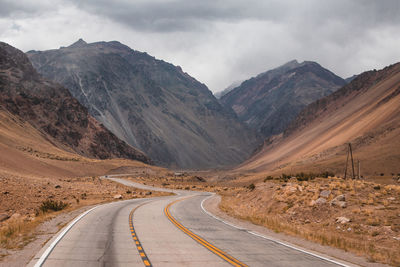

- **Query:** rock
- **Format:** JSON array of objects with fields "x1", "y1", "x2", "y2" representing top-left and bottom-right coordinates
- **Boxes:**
[
  {"x1": 315, "y1": 197, "x2": 327, "y2": 205},
  {"x1": 319, "y1": 190, "x2": 331, "y2": 198},
  {"x1": 10, "y1": 213, "x2": 21, "y2": 220},
  {"x1": 113, "y1": 194, "x2": 123, "y2": 199},
  {"x1": 335, "y1": 194, "x2": 345, "y2": 201},
  {"x1": 0, "y1": 213, "x2": 10, "y2": 222},
  {"x1": 145, "y1": 192, "x2": 152, "y2": 195},
  {"x1": 331, "y1": 194, "x2": 347, "y2": 208},
  {"x1": 388, "y1": 197, "x2": 396, "y2": 201},
  {"x1": 347, "y1": 227, "x2": 352, "y2": 231},
  {"x1": 336, "y1": 216, "x2": 351, "y2": 224},
  {"x1": 284, "y1": 185, "x2": 297, "y2": 194},
  {"x1": 55, "y1": 185, "x2": 61, "y2": 189}
]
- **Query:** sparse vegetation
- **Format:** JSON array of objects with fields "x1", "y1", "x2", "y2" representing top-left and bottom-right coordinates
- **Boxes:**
[
  {"x1": 220, "y1": 177, "x2": 400, "y2": 266},
  {"x1": 38, "y1": 200, "x2": 69, "y2": 213},
  {"x1": 263, "y1": 176, "x2": 274, "y2": 182},
  {"x1": 247, "y1": 183, "x2": 255, "y2": 191}
]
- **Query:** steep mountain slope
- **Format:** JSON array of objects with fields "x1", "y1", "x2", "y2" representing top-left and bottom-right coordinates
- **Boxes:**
[
  {"x1": 220, "y1": 60, "x2": 346, "y2": 138},
  {"x1": 238, "y1": 62, "x2": 400, "y2": 178},
  {"x1": 27, "y1": 40, "x2": 258, "y2": 169},
  {"x1": 0, "y1": 42, "x2": 150, "y2": 163}
]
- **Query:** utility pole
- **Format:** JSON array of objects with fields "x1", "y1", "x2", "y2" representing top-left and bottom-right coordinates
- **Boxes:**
[
  {"x1": 349, "y1": 143, "x2": 355, "y2": 179},
  {"x1": 344, "y1": 143, "x2": 356, "y2": 179}
]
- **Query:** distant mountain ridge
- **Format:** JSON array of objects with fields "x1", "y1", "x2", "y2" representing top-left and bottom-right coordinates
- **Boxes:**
[
  {"x1": 237, "y1": 62, "x2": 400, "y2": 177},
  {"x1": 0, "y1": 42, "x2": 150, "y2": 163},
  {"x1": 27, "y1": 40, "x2": 259, "y2": 169},
  {"x1": 220, "y1": 60, "x2": 346, "y2": 138}
]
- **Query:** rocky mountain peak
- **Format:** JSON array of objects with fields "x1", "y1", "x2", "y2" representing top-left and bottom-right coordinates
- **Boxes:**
[
  {"x1": 220, "y1": 60, "x2": 346, "y2": 138},
  {"x1": 68, "y1": 38, "x2": 87, "y2": 48}
]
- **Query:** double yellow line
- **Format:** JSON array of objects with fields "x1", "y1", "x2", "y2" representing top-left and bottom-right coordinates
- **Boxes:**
[{"x1": 164, "y1": 198, "x2": 248, "y2": 267}]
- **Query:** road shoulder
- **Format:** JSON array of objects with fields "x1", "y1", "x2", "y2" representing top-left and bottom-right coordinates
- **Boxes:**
[{"x1": 203, "y1": 194, "x2": 388, "y2": 267}]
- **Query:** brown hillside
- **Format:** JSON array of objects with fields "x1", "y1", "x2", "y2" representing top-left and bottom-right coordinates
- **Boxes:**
[{"x1": 237, "y1": 62, "x2": 400, "y2": 180}]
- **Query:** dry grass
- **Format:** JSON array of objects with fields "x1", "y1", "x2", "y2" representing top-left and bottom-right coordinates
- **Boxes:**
[
  {"x1": 0, "y1": 211, "x2": 52, "y2": 249},
  {"x1": 219, "y1": 177, "x2": 400, "y2": 266}
]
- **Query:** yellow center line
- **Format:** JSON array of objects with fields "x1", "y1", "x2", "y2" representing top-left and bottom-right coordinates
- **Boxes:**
[
  {"x1": 165, "y1": 198, "x2": 248, "y2": 267},
  {"x1": 129, "y1": 203, "x2": 153, "y2": 267}
]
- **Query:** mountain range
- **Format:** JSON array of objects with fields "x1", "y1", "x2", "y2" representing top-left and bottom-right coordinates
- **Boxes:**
[
  {"x1": 220, "y1": 60, "x2": 346, "y2": 138},
  {"x1": 27, "y1": 39, "x2": 259, "y2": 169}
]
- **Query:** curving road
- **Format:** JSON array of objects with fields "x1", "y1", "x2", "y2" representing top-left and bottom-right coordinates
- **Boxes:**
[{"x1": 28, "y1": 176, "x2": 354, "y2": 267}]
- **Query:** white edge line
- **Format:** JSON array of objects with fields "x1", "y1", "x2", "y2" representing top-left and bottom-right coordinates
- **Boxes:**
[
  {"x1": 34, "y1": 206, "x2": 98, "y2": 267},
  {"x1": 200, "y1": 194, "x2": 354, "y2": 267}
]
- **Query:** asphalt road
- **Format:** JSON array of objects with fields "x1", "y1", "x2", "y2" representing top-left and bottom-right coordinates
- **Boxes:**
[{"x1": 28, "y1": 177, "x2": 353, "y2": 267}]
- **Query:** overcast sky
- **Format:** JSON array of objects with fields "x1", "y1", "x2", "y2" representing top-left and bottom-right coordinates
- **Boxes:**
[{"x1": 1, "y1": 0, "x2": 400, "y2": 93}]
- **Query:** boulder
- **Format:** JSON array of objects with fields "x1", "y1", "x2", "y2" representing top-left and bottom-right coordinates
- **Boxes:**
[
  {"x1": 335, "y1": 194, "x2": 345, "y2": 201},
  {"x1": 336, "y1": 216, "x2": 351, "y2": 224},
  {"x1": 338, "y1": 201, "x2": 347, "y2": 208},
  {"x1": 284, "y1": 185, "x2": 297, "y2": 194},
  {"x1": 113, "y1": 194, "x2": 123, "y2": 199},
  {"x1": 315, "y1": 197, "x2": 327, "y2": 205},
  {"x1": 10, "y1": 213, "x2": 21, "y2": 220},
  {"x1": 319, "y1": 190, "x2": 331, "y2": 198}
]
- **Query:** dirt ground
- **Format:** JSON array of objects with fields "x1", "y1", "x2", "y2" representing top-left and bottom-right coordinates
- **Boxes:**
[{"x1": 219, "y1": 177, "x2": 400, "y2": 266}]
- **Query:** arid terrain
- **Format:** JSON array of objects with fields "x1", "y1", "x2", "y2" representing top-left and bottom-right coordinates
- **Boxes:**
[{"x1": 219, "y1": 176, "x2": 400, "y2": 266}]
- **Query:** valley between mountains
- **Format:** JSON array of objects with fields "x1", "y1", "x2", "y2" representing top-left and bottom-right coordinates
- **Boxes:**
[{"x1": 0, "y1": 40, "x2": 399, "y2": 266}]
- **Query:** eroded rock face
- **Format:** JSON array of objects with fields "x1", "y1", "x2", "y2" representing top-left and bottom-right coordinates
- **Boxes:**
[
  {"x1": 220, "y1": 60, "x2": 345, "y2": 138},
  {"x1": 0, "y1": 42, "x2": 150, "y2": 163},
  {"x1": 27, "y1": 40, "x2": 259, "y2": 169}
]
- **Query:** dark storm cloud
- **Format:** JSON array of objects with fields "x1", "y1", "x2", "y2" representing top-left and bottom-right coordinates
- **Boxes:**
[
  {"x1": 70, "y1": 0, "x2": 400, "y2": 33},
  {"x1": 70, "y1": 0, "x2": 286, "y2": 32}
]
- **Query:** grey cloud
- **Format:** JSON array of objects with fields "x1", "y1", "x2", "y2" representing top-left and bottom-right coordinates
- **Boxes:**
[
  {"x1": 1, "y1": 0, "x2": 400, "y2": 92},
  {"x1": 69, "y1": 0, "x2": 400, "y2": 33},
  {"x1": 0, "y1": 0, "x2": 56, "y2": 18},
  {"x1": 70, "y1": 0, "x2": 286, "y2": 32}
]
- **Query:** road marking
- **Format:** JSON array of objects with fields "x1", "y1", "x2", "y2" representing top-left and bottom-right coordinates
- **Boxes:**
[
  {"x1": 165, "y1": 198, "x2": 248, "y2": 267},
  {"x1": 33, "y1": 206, "x2": 98, "y2": 267},
  {"x1": 200, "y1": 195, "x2": 353, "y2": 267},
  {"x1": 129, "y1": 205, "x2": 153, "y2": 267}
]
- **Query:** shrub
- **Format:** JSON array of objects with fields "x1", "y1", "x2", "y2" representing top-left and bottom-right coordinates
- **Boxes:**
[
  {"x1": 264, "y1": 176, "x2": 274, "y2": 182},
  {"x1": 320, "y1": 171, "x2": 335, "y2": 178},
  {"x1": 39, "y1": 200, "x2": 68, "y2": 213},
  {"x1": 248, "y1": 183, "x2": 256, "y2": 191}
]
